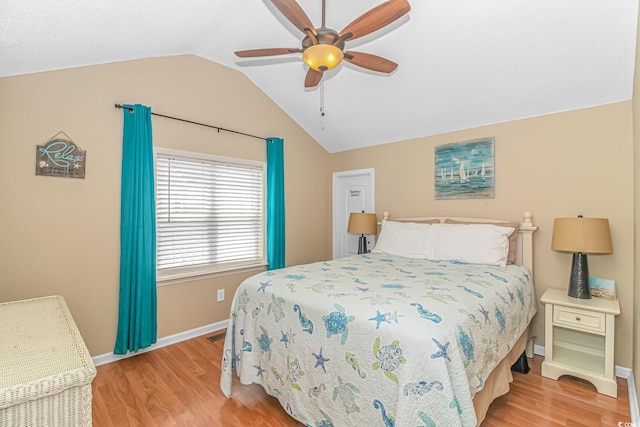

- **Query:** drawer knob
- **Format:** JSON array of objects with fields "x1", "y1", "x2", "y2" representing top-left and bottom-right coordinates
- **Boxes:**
[{"x1": 576, "y1": 316, "x2": 581, "y2": 321}]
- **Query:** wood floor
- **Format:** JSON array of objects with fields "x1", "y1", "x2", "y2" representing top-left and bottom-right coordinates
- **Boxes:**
[{"x1": 92, "y1": 333, "x2": 631, "y2": 426}]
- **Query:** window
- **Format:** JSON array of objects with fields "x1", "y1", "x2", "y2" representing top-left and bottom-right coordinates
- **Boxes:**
[{"x1": 155, "y1": 148, "x2": 266, "y2": 281}]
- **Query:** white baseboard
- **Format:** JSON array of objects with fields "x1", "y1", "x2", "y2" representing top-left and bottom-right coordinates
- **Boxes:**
[
  {"x1": 628, "y1": 371, "x2": 640, "y2": 423},
  {"x1": 533, "y1": 343, "x2": 545, "y2": 357},
  {"x1": 533, "y1": 343, "x2": 638, "y2": 421},
  {"x1": 92, "y1": 319, "x2": 229, "y2": 367}
]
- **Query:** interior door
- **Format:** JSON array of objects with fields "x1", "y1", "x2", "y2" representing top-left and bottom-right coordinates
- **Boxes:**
[{"x1": 332, "y1": 168, "x2": 375, "y2": 259}]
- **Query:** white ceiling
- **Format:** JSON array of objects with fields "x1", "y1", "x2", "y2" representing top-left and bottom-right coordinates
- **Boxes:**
[{"x1": 1, "y1": 0, "x2": 638, "y2": 153}]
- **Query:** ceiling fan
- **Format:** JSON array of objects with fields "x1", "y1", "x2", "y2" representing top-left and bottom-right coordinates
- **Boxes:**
[{"x1": 235, "y1": 0, "x2": 411, "y2": 88}]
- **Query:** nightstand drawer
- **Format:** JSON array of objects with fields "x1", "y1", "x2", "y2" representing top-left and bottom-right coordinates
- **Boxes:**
[{"x1": 553, "y1": 305, "x2": 605, "y2": 333}]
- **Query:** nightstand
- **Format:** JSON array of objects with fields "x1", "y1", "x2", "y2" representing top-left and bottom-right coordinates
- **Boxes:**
[{"x1": 541, "y1": 288, "x2": 620, "y2": 397}]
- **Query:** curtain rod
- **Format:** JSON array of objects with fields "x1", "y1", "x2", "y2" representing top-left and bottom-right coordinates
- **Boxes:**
[{"x1": 114, "y1": 104, "x2": 267, "y2": 141}]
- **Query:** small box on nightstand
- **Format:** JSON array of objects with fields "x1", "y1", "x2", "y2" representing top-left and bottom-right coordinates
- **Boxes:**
[{"x1": 589, "y1": 277, "x2": 616, "y2": 301}]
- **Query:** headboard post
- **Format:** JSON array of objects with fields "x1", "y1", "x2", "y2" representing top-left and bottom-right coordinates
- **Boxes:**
[{"x1": 519, "y1": 211, "x2": 538, "y2": 279}]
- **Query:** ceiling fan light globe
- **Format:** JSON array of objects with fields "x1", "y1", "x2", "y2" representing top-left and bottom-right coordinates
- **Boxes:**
[{"x1": 302, "y1": 44, "x2": 344, "y2": 71}]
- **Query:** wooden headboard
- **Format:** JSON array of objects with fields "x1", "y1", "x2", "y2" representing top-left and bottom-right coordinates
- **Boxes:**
[{"x1": 381, "y1": 211, "x2": 538, "y2": 278}]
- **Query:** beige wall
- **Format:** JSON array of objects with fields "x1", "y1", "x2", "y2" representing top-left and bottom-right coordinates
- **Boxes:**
[
  {"x1": 0, "y1": 55, "x2": 332, "y2": 356},
  {"x1": 331, "y1": 102, "x2": 635, "y2": 368}
]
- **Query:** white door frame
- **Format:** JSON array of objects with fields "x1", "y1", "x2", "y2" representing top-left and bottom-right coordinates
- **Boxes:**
[{"x1": 332, "y1": 168, "x2": 375, "y2": 259}]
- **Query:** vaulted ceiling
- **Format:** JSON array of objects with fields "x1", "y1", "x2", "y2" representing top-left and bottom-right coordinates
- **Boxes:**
[{"x1": 2, "y1": 0, "x2": 637, "y2": 153}]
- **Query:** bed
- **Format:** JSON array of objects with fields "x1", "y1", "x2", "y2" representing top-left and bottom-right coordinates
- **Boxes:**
[{"x1": 221, "y1": 212, "x2": 538, "y2": 426}]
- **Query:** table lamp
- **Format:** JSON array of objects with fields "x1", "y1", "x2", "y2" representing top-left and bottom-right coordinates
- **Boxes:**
[
  {"x1": 347, "y1": 212, "x2": 377, "y2": 254},
  {"x1": 551, "y1": 216, "x2": 613, "y2": 299}
]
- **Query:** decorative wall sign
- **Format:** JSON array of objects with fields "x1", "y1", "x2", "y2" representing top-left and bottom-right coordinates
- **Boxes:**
[
  {"x1": 35, "y1": 131, "x2": 86, "y2": 179},
  {"x1": 435, "y1": 137, "x2": 495, "y2": 199}
]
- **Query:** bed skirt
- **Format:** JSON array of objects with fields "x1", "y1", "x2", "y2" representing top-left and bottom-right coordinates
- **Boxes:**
[{"x1": 473, "y1": 322, "x2": 534, "y2": 425}]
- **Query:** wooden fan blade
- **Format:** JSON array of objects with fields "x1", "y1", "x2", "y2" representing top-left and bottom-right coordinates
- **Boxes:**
[
  {"x1": 339, "y1": 0, "x2": 411, "y2": 41},
  {"x1": 272, "y1": 0, "x2": 316, "y2": 35},
  {"x1": 235, "y1": 48, "x2": 299, "y2": 58},
  {"x1": 344, "y1": 51, "x2": 398, "y2": 73},
  {"x1": 305, "y1": 68, "x2": 323, "y2": 88}
]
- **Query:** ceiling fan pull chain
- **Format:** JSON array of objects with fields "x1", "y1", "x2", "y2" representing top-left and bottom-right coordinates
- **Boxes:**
[{"x1": 320, "y1": 74, "x2": 325, "y2": 117}]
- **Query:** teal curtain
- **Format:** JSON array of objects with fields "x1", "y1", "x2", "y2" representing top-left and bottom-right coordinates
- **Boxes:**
[
  {"x1": 266, "y1": 137, "x2": 285, "y2": 270},
  {"x1": 114, "y1": 104, "x2": 157, "y2": 354}
]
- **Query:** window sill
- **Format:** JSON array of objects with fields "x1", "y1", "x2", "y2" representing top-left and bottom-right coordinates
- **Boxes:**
[{"x1": 157, "y1": 263, "x2": 267, "y2": 287}]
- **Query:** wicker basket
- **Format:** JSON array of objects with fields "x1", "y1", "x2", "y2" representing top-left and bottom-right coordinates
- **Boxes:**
[{"x1": 0, "y1": 295, "x2": 96, "y2": 426}]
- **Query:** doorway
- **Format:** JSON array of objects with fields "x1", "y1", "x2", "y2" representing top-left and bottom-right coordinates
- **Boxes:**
[{"x1": 332, "y1": 168, "x2": 375, "y2": 259}]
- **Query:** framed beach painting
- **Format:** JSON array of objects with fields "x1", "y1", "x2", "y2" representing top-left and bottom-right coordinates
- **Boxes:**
[{"x1": 435, "y1": 137, "x2": 495, "y2": 199}]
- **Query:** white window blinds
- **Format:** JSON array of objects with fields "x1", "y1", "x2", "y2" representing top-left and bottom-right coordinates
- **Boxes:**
[{"x1": 155, "y1": 150, "x2": 265, "y2": 280}]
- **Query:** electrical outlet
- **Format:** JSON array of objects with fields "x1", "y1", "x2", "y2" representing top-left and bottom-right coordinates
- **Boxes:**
[{"x1": 217, "y1": 289, "x2": 225, "y2": 302}]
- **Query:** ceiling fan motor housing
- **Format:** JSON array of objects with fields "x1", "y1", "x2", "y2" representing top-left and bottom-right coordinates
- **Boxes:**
[{"x1": 301, "y1": 28, "x2": 345, "y2": 50}]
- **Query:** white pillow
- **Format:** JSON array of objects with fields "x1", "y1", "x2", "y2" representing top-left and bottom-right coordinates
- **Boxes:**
[
  {"x1": 428, "y1": 223, "x2": 514, "y2": 267},
  {"x1": 371, "y1": 220, "x2": 433, "y2": 259}
]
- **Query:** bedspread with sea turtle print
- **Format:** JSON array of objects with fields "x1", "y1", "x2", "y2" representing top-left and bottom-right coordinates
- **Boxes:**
[{"x1": 220, "y1": 253, "x2": 536, "y2": 427}]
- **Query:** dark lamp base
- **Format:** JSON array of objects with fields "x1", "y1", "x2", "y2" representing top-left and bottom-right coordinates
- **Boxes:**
[
  {"x1": 568, "y1": 252, "x2": 591, "y2": 299},
  {"x1": 357, "y1": 234, "x2": 368, "y2": 254}
]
